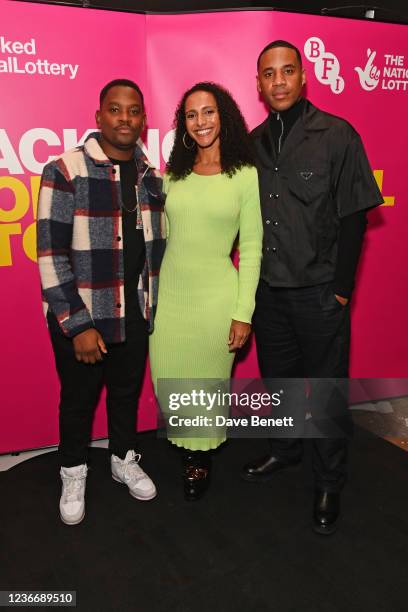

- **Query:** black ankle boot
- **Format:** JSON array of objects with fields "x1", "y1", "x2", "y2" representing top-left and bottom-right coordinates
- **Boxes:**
[
  {"x1": 313, "y1": 490, "x2": 340, "y2": 535},
  {"x1": 182, "y1": 450, "x2": 211, "y2": 501}
]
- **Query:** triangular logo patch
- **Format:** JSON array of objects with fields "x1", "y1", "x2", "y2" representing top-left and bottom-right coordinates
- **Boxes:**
[{"x1": 300, "y1": 171, "x2": 313, "y2": 181}]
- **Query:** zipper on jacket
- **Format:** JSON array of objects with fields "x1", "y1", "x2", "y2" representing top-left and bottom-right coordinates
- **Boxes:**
[
  {"x1": 135, "y1": 164, "x2": 150, "y2": 206},
  {"x1": 276, "y1": 112, "x2": 284, "y2": 154}
]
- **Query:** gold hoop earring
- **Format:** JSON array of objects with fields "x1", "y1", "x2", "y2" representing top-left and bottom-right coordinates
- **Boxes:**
[{"x1": 182, "y1": 132, "x2": 196, "y2": 150}]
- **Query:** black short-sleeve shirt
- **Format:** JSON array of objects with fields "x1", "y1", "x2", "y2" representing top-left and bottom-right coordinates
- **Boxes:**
[{"x1": 251, "y1": 100, "x2": 384, "y2": 288}]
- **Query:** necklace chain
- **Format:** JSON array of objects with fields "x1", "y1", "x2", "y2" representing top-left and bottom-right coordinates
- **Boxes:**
[
  {"x1": 113, "y1": 162, "x2": 148, "y2": 216},
  {"x1": 121, "y1": 185, "x2": 139, "y2": 213}
]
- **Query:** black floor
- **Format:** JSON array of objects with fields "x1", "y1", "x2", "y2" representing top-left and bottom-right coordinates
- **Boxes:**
[{"x1": 0, "y1": 434, "x2": 407, "y2": 612}]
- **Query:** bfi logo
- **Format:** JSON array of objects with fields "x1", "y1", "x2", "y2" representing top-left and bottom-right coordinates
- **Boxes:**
[{"x1": 304, "y1": 37, "x2": 345, "y2": 94}]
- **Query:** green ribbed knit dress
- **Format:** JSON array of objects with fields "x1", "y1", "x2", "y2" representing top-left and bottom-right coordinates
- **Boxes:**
[{"x1": 149, "y1": 166, "x2": 263, "y2": 451}]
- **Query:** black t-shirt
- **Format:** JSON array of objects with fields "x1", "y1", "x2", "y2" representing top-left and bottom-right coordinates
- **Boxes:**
[{"x1": 109, "y1": 157, "x2": 146, "y2": 323}]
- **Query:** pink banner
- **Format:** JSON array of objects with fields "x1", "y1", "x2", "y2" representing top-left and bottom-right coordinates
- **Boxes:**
[
  {"x1": 0, "y1": 0, "x2": 150, "y2": 452},
  {"x1": 1, "y1": 0, "x2": 407, "y2": 453}
]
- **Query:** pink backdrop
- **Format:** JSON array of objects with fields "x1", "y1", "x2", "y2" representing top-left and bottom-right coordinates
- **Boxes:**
[{"x1": 1, "y1": 0, "x2": 407, "y2": 452}]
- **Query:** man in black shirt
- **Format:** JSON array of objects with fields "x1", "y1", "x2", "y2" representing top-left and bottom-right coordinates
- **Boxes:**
[{"x1": 241, "y1": 41, "x2": 383, "y2": 534}]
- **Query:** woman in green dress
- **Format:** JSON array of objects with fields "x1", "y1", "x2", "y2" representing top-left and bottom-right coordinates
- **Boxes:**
[{"x1": 149, "y1": 82, "x2": 263, "y2": 500}]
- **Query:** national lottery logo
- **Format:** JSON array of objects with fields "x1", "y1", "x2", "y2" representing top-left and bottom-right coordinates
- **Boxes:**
[
  {"x1": 354, "y1": 48, "x2": 408, "y2": 92},
  {"x1": 0, "y1": 36, "x2": 79, "y2": 80},
  {"x1": 354, "y1": 49, "x2": 380, "y2": 91},
  {"x1": 304, "y1": 37, "x2": 345, "y2": 94}
]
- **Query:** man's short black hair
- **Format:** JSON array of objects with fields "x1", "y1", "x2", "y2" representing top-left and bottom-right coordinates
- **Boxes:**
[
  {"x1": 257, "y1": 40, "x2": 302, "y2": 70},
  {"x1": 99, "y1": 79, "x2": 144, "y2": 108}
]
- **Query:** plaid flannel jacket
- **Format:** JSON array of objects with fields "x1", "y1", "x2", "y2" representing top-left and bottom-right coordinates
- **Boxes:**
[{"x1": 37, "y1": 132, "x2": 166, "y2": 343}]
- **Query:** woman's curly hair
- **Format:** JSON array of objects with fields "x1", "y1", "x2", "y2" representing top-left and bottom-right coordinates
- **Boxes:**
[{"x1": 166, "y1": 81, "x2": 255, "y2": 180}]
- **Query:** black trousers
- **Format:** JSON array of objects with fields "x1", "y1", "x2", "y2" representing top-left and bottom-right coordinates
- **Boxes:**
[
  {"x1": 253, "y1": 280, "x2": 352, "y2": 493},
  {"x1": 47, "y1": 311, "x2": 148, "y2": 468}
]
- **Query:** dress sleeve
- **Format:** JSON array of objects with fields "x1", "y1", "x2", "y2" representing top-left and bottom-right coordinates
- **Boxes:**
[
  {"x1": 334, "y1": 130, "x2": 384, "y2": 218},
  {"x1": 232, "y1": 166, "x2": 263, "y2": 323},
  {"x1": 162, "y1": 173, "x2": 170, "y2": 195},
  {"x1": 163, "y1": 173, "x2": 170, "y2": 239}
]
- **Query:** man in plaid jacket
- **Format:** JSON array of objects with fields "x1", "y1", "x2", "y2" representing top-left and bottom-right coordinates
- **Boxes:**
[{"x1": 37, "y1": 79, "x2": 166, "y2": 525}]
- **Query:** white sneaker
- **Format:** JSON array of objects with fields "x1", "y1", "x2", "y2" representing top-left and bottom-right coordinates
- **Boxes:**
[
  {"x1": 111, "y1": 450, "x2": 157, "y2": 501},
  {"x1": 59, "y1": 464, "x2": 87, "y2": 525}
]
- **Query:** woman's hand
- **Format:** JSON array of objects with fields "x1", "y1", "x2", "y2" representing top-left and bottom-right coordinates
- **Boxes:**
[{"x1": 228, "y1": 319, "x2": 251, "y2": 352}]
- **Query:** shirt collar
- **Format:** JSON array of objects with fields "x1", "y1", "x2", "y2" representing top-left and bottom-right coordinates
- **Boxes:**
[
  {"x1": 268, "y1": 97, "x2": 306, "y2": 125},
  {"x1": 301, "y1": 100, "x2": 331, "y2": 131},
  {"x1": 83, "y1": 131, "x2": 154, "y2": 169}
]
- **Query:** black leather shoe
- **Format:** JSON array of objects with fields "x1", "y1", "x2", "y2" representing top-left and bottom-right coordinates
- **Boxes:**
[
  {"x1": 182, "y1": 451, "x2": 211, "y2": 501},
  {"x1": 313, "y1": 490, "x2": 340, "y2": 535},
  {"x1": 241, "y1": 454, "x2": 301, "y2": 483},
  {"x1": 184, "y1": 464, "x2": 210, "y2": 501}
]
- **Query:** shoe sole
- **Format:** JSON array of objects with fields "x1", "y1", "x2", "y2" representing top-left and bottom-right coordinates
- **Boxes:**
[
  {"x1": 240, "y1": 461, "x2": 301, "y2": 483},
  {"x1": 184, "y1": 494, "x2": 204, "y2": 502},
  {"x1": 184, "y1": 483, "x2": 209, "y2": 502},
  {"x1": 312, "y1": 522, "x2": 338, "y2": 536},
  {"x1": 112, "y1": 474, "x2": 157, "y2": 501},
  {"x1": 60, "y1": 510, "x2": 85, "y2": 526}
]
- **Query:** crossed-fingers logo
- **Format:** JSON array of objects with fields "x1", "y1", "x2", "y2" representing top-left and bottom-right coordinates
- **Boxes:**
[{"x1": 354, "y1": 49, "x2": 381, "y2": 91}]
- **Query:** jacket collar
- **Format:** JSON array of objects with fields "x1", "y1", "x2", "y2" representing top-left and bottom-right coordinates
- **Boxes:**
[
  {"x1": 301, "y1": 100, "x2": 331, "y2": 132},
  {"x1": 83, "y1": 131, "x2": 154, "y2": 169},
  {"x1": 255, "y1": 99, "x2": 330, "y2": 139},
  {"x1": 254, "y1": 99, "x2": 330, "y2": 167}
]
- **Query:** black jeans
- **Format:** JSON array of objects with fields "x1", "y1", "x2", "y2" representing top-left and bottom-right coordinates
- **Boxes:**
[
  {"x1": 253, "y1": 280, "x2": 352, "y2": 493},
  {"x1": 47, "y1": 311, "x2": 148, "y2": 468}
]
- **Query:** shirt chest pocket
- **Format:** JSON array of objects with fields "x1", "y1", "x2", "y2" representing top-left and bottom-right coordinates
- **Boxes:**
[{"x1": 287, "y1": 166, "x2": 330, "y2": 205}]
